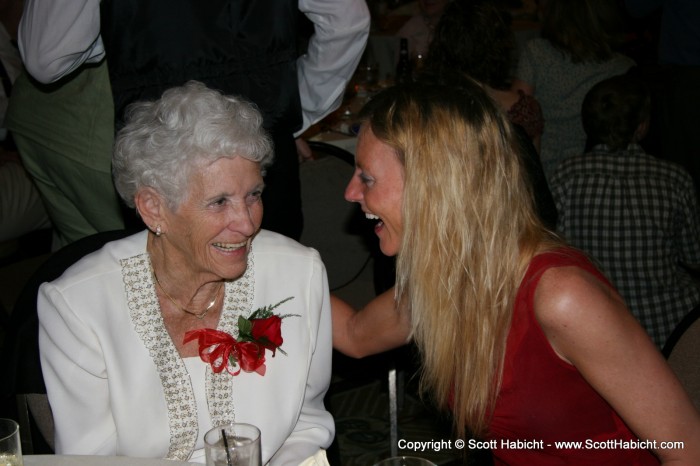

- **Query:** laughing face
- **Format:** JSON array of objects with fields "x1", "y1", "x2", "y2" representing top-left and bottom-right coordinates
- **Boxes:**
[
  {"x1": 345, "y1": 125, "x2": 405, "y2": 257},
  {"x1": 159, "y1": 156, "x2": 264, "y2": 281}
]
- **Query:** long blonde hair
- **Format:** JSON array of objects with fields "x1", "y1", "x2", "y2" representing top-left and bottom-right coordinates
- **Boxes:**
[{"x1": 360, "y1": 79, "x2": 558, "y2": 438}]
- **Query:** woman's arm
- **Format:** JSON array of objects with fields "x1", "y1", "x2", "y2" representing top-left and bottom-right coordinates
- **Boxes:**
[
  {"x1": 296, "y1": 0, "x2": 370, "y2": 135},
  {"x1": 38, "y1": 282, "x2": 117, "y2": 455},
  {"x1": 331, "y1": 286, "x2": 411, "y2": 358},
  {"x1": 536, "y1": 266, "x2": 700, "y2": 464}
]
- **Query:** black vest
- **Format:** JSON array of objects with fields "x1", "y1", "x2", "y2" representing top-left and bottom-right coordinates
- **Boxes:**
[{"x1": 99, "y1": 0, "x2": 302, "y2": 134}]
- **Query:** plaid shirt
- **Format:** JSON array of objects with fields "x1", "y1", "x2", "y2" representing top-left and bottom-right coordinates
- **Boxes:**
[{"x1": 551, "y1": 144, "x2": 700, "y2": 348}]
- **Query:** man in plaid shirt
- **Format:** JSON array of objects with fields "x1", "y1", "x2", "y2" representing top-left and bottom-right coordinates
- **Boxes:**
[{"x1": 551, "y1": 73, "x2": 700, "y2": 349}]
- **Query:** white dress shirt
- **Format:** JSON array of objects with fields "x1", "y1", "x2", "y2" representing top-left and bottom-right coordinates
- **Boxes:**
[{"x1": 18, "y1": 0, "x2": 370, "y2": 135}]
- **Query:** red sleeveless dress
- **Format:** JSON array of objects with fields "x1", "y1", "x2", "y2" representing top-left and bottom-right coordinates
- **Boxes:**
[{"x1": 486, "y1": 248, "x2": 659, "y2": 465}]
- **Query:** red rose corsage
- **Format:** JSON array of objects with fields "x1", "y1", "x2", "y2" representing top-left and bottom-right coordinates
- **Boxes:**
[{"x1": 183, "y1": 297, "x2": 297, "y2": 376}]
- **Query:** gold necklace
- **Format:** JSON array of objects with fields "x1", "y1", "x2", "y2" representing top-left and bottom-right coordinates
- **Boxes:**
[{"x1": 152, "y1": 270, "x2": 223, "y2": 320}]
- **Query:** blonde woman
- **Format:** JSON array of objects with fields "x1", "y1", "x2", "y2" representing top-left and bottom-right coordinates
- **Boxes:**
[{"x1": 331, "y1": 79, "x2": 700, "y2": 465}]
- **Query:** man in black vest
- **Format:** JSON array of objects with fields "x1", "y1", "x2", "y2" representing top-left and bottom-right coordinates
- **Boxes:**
[{"x1": 19, "y1": 0, "x2": 370, "y2": 240}]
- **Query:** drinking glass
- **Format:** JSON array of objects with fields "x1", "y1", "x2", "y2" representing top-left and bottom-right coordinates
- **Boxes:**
[
  {"x1": 205, "y1": 423, "x2": 261, "y2": 466},
  {"x1": 0, "y1": 419, "x2": 22, "y2": 466},
  {"x1": 372, "y1": 456, "x2": 436, "y2": 466}
]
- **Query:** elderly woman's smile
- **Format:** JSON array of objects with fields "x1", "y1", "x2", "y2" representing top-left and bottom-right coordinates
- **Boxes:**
[
  {"x1": 212, "y1": 241, "x2": 248, "y2": 252},
  {"x1": 159, "y1": 156, "x2": 264, "y2": 281}
]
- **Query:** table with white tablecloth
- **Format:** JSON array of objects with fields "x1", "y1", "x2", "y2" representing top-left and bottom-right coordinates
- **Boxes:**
[
  {"x1": 24, "y1": 449, "x2": 331, "y2": 465},
  {"x1": 24, "y1": 455, "x2": 197, "y2": 466}
]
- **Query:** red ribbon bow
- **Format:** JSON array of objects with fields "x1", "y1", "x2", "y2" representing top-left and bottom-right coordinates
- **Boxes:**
[{"x1": 183, "y1": 329, "x2": 267, "y2": 376}]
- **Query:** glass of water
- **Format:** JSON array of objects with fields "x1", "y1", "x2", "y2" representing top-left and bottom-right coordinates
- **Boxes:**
[
  {"x1": 204, "y1": 423, "x2": 261, "y2": 466},
  {"x1": 373, "y1": 457, "x2": 436, "y2": 466},
  {"x1": 0, "y1": 419, "x2": 22, "y2": 466}
]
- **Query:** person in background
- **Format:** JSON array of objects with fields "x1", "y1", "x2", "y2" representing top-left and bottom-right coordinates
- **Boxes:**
[
  {"x1": 6, "y1": 0, "x2": 124, "y2": 250},
  {"x1": 331, "y1": 79, "x2": 700, "y2": 465},
  {"x1": 19, "y1": 0, "x2": 370, "y2": 241},
  {"x1": 0, "y1": 151, "x2": 50, "y2": 247},
  {"x1": 420, "y1": 0, "x2": 556, "y2": 229},
  {"x1": 39, "y1": 81, "x2": 333, "y2": 464},
  {"x1": 424, "y1": 0, "x2": 544, "y2": 149},
  {"x1": 550, "y1": 73, "x2": 700, "y2": 349},
  {"x1": 0, "y1": 0, "x2": 51, "y2": 249},
  {"x1": 396, "y1": 0, "x2": 449, "y2": 64},
  {"x1": 512, "y1": 0, "x2": 635, "y2": 182}
]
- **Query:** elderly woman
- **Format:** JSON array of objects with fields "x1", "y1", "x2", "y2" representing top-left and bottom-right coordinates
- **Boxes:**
[
  {"x1": 332, "y1": 79, "x2": 700, "y2": 465},
  {"x1": 38, "y1": 81, "x2": 333, "y2": 464}
]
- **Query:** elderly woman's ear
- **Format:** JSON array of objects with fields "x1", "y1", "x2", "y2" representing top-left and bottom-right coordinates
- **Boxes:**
[{"x1": 135, "y1": 187, "x2": 168, "y2": 236}]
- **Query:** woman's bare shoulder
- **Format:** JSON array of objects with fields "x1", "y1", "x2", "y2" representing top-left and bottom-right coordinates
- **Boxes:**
[{"x1": 532, "y1": 265, "x2": 630, "y2": 362}]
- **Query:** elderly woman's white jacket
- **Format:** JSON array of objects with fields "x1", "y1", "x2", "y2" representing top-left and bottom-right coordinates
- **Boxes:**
[{"x1": 38, "y1": 230, "x2": 334, "y2": 465}]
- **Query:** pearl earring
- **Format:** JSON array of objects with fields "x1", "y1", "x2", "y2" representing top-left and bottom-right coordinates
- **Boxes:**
[{"x1": 155, "y1": 225, "x2": 162, "y2": 237}]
